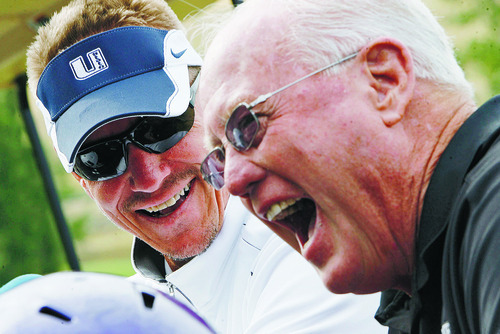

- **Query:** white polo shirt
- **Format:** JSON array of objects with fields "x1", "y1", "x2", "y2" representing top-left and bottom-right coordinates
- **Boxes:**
[{"x1": 130, "y1": 196, "x2": 386, "y2": 333}]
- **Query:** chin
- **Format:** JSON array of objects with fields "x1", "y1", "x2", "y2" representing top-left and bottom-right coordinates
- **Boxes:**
[
  {"x1": 322, "y1": 265, "x2": 386, "y2": 295},
  {"x1": 163, "y1": 245, "x2": 209, "y2": 261},
  {"x1": 314, "y1": 257, "x2": 364, "y2": 294}
]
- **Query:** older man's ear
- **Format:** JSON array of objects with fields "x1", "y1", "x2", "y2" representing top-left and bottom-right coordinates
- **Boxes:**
[{"x1": 361, "y1": 37, "x2": 415, "y2": 127}]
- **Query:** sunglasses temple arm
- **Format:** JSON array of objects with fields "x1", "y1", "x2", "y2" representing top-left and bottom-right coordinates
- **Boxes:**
[{"x1": 249, "y1": 52, "x2": 358, "y2": 108}]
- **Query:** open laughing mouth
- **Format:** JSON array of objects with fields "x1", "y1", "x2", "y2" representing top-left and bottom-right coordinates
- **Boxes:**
[
  {"x1": 137, "y1": 180, "x2": 193, "y2": 218},
  {"x1": 266, "y1": 198, "x2": 316, "y2": 247}
]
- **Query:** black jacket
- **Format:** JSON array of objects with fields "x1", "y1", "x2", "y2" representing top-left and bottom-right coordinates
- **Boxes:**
[{"x1": 376, "y1": 96, "x2": 500, "y2": 333}]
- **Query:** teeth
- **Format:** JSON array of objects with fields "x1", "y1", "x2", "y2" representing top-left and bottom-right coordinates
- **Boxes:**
[
  {"x1": 145, "y1": 183, "x2": 191, "y2": 213},
  {"x1": 266, "y1": 198, "x2": 299, "y2": 221}
]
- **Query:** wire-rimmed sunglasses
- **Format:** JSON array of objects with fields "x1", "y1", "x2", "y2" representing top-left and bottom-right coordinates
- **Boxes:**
[
  {"x1": 74, "y1": 105, "x2": 194, "y2": 181},
  {"x1": 201, "y1": 52, "x2": 358, "y2": 190}
]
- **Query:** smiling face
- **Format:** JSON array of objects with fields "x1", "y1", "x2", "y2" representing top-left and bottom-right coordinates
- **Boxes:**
[
  {"x1": 197, "y1": 6, "x2": 417, "y2": 294},
  {"x1": 75, "y1": 113, "x2": 228, "y2": 270}
]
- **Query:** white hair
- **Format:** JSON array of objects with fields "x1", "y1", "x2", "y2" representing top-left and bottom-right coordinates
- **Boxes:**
[
  {"x1": 259, "y1": 0, "x2": 474, "y2": 97},
  {"x1": 183, "y1": 1, "x2": 235, "y2": 58}
]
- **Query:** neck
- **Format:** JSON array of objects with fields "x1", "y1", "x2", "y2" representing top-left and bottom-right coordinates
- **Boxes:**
[
  {"x1": 396, "y1": 82, "x2": 475, "y2": 293},
  {"x1": 412, "y1": 83, "x2": 476, "y2": 221},
  {"x1": 165, "y1": 256, "x2": 194, "y2": 272}
]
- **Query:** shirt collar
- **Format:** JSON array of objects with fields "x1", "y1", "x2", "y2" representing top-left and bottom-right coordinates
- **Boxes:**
[{"x1": 416, "y1": 95, "x2": 500, "y2": 290}]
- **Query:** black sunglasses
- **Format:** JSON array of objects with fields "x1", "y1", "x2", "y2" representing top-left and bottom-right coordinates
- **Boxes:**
[
  {"x1": 74, "y1": 105, "x2": 194, "y2": 181},
  {"x1": 201, "y1": 52, "x2": 358, "y2": 190}
]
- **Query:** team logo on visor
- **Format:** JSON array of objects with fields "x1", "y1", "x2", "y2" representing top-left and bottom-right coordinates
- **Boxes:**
[{"x1": 69, "y1": 48, "x2": 109, "y2": 80}]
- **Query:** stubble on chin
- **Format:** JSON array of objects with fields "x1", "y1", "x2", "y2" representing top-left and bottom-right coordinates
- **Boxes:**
[{"x1": 163, "y1": 222, "x2": 220, "y2": 262}]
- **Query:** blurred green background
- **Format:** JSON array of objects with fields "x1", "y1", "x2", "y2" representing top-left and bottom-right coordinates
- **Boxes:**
[{"x1": 0, "y1": 0, "x2": 498, "y2": 285}]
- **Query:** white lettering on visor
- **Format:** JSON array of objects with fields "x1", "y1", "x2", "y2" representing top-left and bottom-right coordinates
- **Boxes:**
[{"x1": 69, "y1": 48, "x2": 109, "y2": 80}]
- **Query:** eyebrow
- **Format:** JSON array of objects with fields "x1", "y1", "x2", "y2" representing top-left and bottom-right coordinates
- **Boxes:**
[
  {"x1": 206, "y1": 101, "x2": 238, "y2": 149},
  {"x1": 205, "y1": 132, "x2": 219, "y2": 150},
  {"x1": 204, "y1": 112, "x2": 225, "y2": 149}
]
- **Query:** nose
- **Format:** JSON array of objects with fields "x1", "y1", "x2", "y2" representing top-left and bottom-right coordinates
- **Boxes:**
[
  {"x1": 224, "y1": 147, "x2": 266, "y2": 197},
  {"x1": 126, "y1": 144, "x2": 172, "y2": 192}
]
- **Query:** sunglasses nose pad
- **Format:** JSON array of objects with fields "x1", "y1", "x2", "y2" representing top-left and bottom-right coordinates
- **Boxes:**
[{"x1": 125, "y1": 137, "x2": 151, "y2": 154}]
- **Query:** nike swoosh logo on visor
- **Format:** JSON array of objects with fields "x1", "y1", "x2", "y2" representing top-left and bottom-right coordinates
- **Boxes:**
[{"x1": 171, "y1": 48, "x2": 187, "y2": 58}]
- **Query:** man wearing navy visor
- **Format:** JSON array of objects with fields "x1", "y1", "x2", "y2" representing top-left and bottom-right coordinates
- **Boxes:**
[{"x1": 26, "y1": 0, "x2": 385, "y2": 332}]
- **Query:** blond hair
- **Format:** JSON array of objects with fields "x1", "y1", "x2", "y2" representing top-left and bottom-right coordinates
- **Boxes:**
[{"x1": 27, "y1": 0, "x2": 186, "y2": 95}]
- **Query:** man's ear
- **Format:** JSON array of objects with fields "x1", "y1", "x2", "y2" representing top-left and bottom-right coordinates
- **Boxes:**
[
  {"x1": 360, "y1": 37, "x2": 415, "y2": 127},
  {"x1": 72, "y1": 172, "x2": 94, "y2": 199}
]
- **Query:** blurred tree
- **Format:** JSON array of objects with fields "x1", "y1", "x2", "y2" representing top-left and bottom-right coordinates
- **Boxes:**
[
  {"x1": 443, "y1": 0, "x2": 500, "y2": 103},
  {"x1": 0, "y1": 87, "x2": 64, "y2": 285}
]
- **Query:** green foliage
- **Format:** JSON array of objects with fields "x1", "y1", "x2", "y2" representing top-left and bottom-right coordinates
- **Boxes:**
[
  {"x1": 82, "y1": 256, "x2": 136, "y2": 277},
  {"x1": 69, "y1": 214, "x2": 90, "y2": 241},
  {"x1": 0, "y1": 87, "x2": 64, "y2": 285},
  {"x1": 444, "y1": 0, "x2": 500, "y2": 102},
  {"x1": 462, "y1": 38, "x2": 500, "y2": 92},
  {"x1": 450, "y1": 0, "x2": 500, "y2": 27}
]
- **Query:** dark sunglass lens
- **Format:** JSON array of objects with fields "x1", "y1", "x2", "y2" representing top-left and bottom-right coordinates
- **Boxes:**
[
  {"x1": 201, "y1": 148, "x2": 225, "y2": 190},
  {"x1": 74, "y1": 140, "x2": 127, "y2": 181},
  {"x1": 226, "y1": 104, "x2": 259, "y2": 151},
  {"x1": 134, "y1": 107, "x2": 195, "y2": 153}
]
